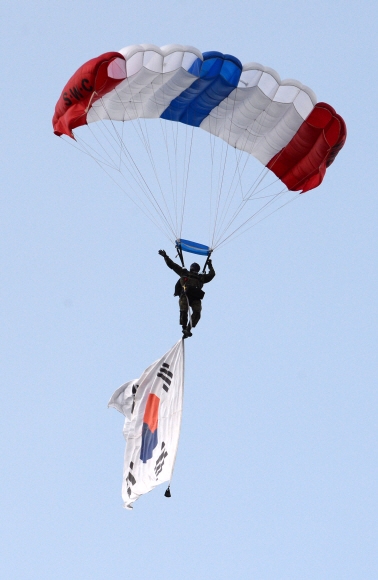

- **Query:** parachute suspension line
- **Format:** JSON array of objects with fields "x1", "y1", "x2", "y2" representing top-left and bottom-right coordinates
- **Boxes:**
[
  {"x1": 97, "y1": 162, "x2": 175, "y2": 243},
  {"x1": 232, "y1": 146, "x2": 250, "y2": 199},
  {"x1": 213, "y1": 142, "x2": 252, "y2": 244},
  {"x1": 213, "y1": 91, "x2": 307, "y2": 246},
  {"x1": 114, "y1": 85, "x2": 158, "y2": 169},
  {"x1": 179, "y1": 126, "x2": 194, "y2": 239},
  {"x1": 115, "y1": 84, "x2": 177, "y2": 229},
  {"x1": 62, "y1": 135, "x2": 174, "y2": 242},
  {"x1": 138, "y1": 80, "x2": 178, "y2": 234},
  {"x1": 158, "y1": 118, "x2": 176, "y2": 228},
  {"x1": 245, "y1": 176, "x2": 282, "y2": 199},
  {"x1": 229, "y1": 148, "x2": 254, "y2": 204},
  {"x1": 83, "y1": 121, "x2": 124, "y2": 170},
  {"x1": 213, "y1": 91, "x2": 283, "y2": 242},
  {"x1": 63, "y1": 132, "x2": 121, "y2": 171},
  {"x1": 155, "y1": 72, "x2": 180, "y2": 237},
  {"x1": 159, "y1": 118, "x2": 174, "y2": 204},
  {"x1": 208, "y1": 130, "x2": 216, "y2": 248},
  {"x1": 237, "y1": 166, "x2": 270, "y2": 204},
  {"x1": 211, "y1": 131, "x2": 227, "y2": 240},
  {"x1": 81, "y1": 121, "x2": 156, "y2": 193},
  {"x1": 214, "y1": 88, "x2": 243, "y2": 232},
  {"x1": 94, "y1": 99, "x2": 177, "y2": 239},
  {"x1": 212, "y1": 149, "x2": 246, "y2": 244},
  {"x1": 212, "y1": 135, "x2": 230, "y2": 245},
  {"x1": 213, "y1": 91, "x2": 292, "y2": 248},
  {"x1": 96, "y1": 162, "x2": 175, "y2": 243},
  {"x1": 215, "y1": 132, "x2": 304, "y2": 246},
  {"x1": 210, "y1": 117, "x2": 228, "y2": 248},
  {"x1": 215, "y1": 192, "x2": 300, "y2": 251},
  {"x1": 113, "y1": 84, "x2": 177, "y2": 237},
  {"x1": 213, "y1": 173, "x2": 283, "y2": 248},
  {"x1": 89, "y1": 118, "x2": 174, "y2": 237},
  {"x1": 71, "y1": 131, "x2": 172, "y2": 239},
  {"x1": 212, "y1": 144, "x2": 251, "y2": 243},
  {"x1": 113, "y1": 88, "x2": 174, "y2": 232},
  {"x1": 211, "y1": 95, "x2": 262, "y2": 238},
  {"x1": 179, "y1": 123, "x2": 191, "y2": 236},
  {"x1": 212, "y1": 90, "x2": 241, "y2": 247},
  {"x1": 159, "y1": 118, "x2": 180, "y2": 236},
  {"x1": 206, "y1": 123, "x2": 218, "y2": 248},
  {"x1": 171, "y1": 119, "x2": 180, "y2": 235},
  {"x1": 213, "y1": 187, "x2": 289, "y2": 249},
  {"x1": 113, "y1": 86, "x2": 169, "y2": 195},
  {"x1": 87, "y1": 109, "x2": 155, "y2": 196},
  {"x1": 242, "y1": 166, "x2": 270, "y2": 200},
  {"x1": 119, "y1": 116, "x2": 125, "y2": 171},
  {"x1": 210, "y1": 89, "x2": 239, "y2": 247}
]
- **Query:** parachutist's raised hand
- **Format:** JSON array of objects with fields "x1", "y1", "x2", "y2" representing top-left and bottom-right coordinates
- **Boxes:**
[
  {"x1": 207, "y1": 259, "x2": 212, "y2": 268},
  {"x1": 159, "y1": 249, "x2": 167, "y2": 258}
]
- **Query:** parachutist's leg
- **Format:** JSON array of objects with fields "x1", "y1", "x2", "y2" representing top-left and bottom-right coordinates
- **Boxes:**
[
  {"x1": 179, "y1": 296, "x2": 188, "y2": 332},
  {"x1": 179, "y1": 295, "x2": 192, "y2": 338},
  {"x1": 189, "y1": 300, "x2": 202, "y2": 328},
  {"x1": 179, "y1": 310, "x2": 188, "y2": 327}
]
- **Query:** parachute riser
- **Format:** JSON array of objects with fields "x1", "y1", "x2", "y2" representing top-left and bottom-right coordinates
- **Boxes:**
[
  {"x1": 202, "y1": 250, "x2": 213, "y2": 273},
  {"x1": 175, "y1": 246, "x2": 185, "y2": 268}
]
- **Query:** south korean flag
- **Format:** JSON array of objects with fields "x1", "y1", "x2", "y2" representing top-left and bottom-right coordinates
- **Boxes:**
[{"x1": 108, "y1": 339, "x2": 185, "y2": 509}]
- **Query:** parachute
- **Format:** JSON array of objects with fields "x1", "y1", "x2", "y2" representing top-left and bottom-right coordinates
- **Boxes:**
[{"x1": 53, "y1": 44, "x2": 346, "y2": 256}]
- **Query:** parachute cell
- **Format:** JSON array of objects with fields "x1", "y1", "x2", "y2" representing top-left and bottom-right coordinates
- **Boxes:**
[{"x1": 53, "y1": 52, "x2": 126, "y2": 137}]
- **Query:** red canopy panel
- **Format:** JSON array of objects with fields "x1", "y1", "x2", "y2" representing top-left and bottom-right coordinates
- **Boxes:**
[
  {"x1": 53, "y1": 52, "x2": 126, "y2": 138},
  {"x1": 267, "y1": 103, "x2": 347, "y2": 193}
]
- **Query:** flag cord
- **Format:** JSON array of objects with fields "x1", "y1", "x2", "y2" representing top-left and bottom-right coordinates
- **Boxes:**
[{"x1": 164, "y1": 338, "x2": 185, "y2": 499}]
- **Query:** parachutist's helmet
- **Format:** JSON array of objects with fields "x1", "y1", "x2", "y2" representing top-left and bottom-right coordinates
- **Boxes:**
[{"x1": 190, "y1": 262, "x2": 200, "y2": 273}]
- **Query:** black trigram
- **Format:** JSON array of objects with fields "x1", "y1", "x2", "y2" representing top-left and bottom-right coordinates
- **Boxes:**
[
  {"x1": 126, "y1": 461, "x2": 136, "y2": 498},
  {"x1": 154, "y1": 442, "x2": 168, "y2": 479},
  {"x1": 131, "y1": 384, "x2": 139, "y2": 414},
  {"x1": 157, "y1": 362, "x2": 173, "y2": 392}
]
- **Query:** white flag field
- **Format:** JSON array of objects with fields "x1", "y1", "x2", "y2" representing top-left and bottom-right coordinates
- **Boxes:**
[{"x1": 108, "y1": 339, "x2": 185, "y2": 509}]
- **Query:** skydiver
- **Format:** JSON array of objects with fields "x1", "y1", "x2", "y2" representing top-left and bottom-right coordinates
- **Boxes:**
[{"x1": 158, "y1": 250, "x2": 216, "y2": 338}]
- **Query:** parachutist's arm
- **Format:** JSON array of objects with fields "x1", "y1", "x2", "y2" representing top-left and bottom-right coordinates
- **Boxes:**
[
  {"x1": 203, "y1": 260, "x2": 215, "y2": 283},
  {"x1": 159, "y1": 250, "x2": 185, "y2": 276},
  {"x1": 165, "y1": 256, "x2": 186, "y2": 276}
]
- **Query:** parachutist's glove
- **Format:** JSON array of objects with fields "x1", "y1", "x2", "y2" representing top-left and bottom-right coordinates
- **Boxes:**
[
  {"x1": 207, "y1": 259, "x2": 212, "y2": 268},
  {"x1": 158, "y1": 249, "x2": 167, "y2": 258}
]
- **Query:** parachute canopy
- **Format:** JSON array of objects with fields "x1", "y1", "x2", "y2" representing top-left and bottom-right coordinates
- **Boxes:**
[
  {"x1": 53, "y1": 44, "x2": 346, "y2": 251},
  {"x1": 53, "y1": 44, "x2": 346, "y2": 193}
]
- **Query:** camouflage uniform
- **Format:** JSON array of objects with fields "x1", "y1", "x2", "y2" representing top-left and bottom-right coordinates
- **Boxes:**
[{"x1": 162, "y1": 255, "x2": 216, "y2": 329}]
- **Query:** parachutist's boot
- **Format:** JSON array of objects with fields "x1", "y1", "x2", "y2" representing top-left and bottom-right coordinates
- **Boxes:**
[{"x1": 182, "y1": 324, "x2": 192, "y2": 338}]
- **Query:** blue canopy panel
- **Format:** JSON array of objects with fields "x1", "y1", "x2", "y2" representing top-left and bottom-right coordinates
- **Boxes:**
[
  {"x1": 176, "y1": 239, "x2": 211, "y2": 256},
  {"x1": 160, "y1": 51, "x2": 242, "y2": 127}
]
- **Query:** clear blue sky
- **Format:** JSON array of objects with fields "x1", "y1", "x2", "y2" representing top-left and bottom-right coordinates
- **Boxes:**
[{"x1": 1, "y1": 1, "x2": 377, "y2": 578}]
